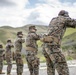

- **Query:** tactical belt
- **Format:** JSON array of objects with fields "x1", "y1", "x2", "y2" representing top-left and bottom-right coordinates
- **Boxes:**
[
  {"x1": 26, "y1": 47, "x2": 37, "y2": 51},
  {"x1": 15, "y1": 50, "x2": 21, "y2": 54},
  {"x1": 41, "y1": 36, "x2": 60, "y2": 45}
]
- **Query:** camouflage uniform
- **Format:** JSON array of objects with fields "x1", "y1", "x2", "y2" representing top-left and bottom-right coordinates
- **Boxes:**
[
  {"x1": 14, "y1": 31, "x2": 25, "y2": 75},
  {"x1": 42, "y1": 10, "x2": 76, "y2": 75},
  {"x1": 5, "y1": 40, "x2": 14, "y2": 75},
  {"x1": 0, "y1": 44, "x2": 5, "y2": 74},
  {"x1": 25, "y1": 26, "x2": 40, "y2": 75}
]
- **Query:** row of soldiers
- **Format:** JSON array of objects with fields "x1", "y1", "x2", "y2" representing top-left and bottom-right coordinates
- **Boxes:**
[
  {"x1": 25, "y1": 10, "x2": 76, "y2": 75},
  {"x1": 0, "y1": 31, "x2": 25, "y2": 75},
  {"x1": 0, "y1": 10, "x2": 76, "y2": 75}
]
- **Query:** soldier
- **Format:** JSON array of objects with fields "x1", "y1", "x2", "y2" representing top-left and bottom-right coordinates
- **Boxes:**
[
  {"x1": 0, "y1": 44, "x2": 5, "y2": 74},
  {"x1": 5, "y1": 40, "x2": 14, "y2": 75},
  {"x1": 40, "y1": 10, "x2": 76, "y2": 75},
  {"x1": 14, "y1": 31, "x2": 25, "y2": 75},
  {"x1": 25, "y1": 26, "x2": 40, "y2": 75}
]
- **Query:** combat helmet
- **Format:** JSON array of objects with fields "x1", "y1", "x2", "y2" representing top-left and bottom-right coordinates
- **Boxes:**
[
  {"x1": 17, "y1": 31, "x2": 23, "y2": 35},
  {"x1": 58, "y1": 10, "x2": 69, "y2": 17},
  {"x1": 7, "y1": 39, "x2": 11, "y2": 43},
  {"x1": 29, "y1": 26, "x2": 37, "y2": 31}
]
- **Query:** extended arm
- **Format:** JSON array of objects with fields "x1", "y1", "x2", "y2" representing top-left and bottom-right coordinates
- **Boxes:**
[{"x1": 66, "y1": 17, "x2": 76, "y2": 28}]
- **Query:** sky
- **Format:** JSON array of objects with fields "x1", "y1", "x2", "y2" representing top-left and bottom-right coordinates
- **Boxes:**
[{"x1": 0, "y1": 0, "x2": 76, "y2": 27}]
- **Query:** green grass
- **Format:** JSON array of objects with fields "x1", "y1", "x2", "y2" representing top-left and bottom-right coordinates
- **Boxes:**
[
  {"x1": 63, "y1": 28, "x2": 76, "y2": 37},
  {"x1": 66, "y1": 56, "x2": 74, "y2": 60}
]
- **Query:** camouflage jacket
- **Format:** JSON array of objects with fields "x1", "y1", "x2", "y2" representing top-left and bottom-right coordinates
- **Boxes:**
[
  {"x1": 48, "y1": 15, "x2": 76, "y2": 45},
  {"x1": 26, "y1": 32, "x2": 40, "y2": 50},
  {"x1": 5, "y1": 43, "x2": 14, "y2": 57},
  {"x1": 0, "y1": 48, "x2": 5, "y2": 57},
  {"x1": 14, "y1": 37, "x2": 25, "y2": 52}
]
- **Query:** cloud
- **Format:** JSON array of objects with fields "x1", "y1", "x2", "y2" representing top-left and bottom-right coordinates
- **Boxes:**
[
  {"x1": 26, "y1": 11, "x2": 46, "y2": 25},
  {"x1": 0, "y1": 0, "x2": 16, "y2": 7},
  {"x1": 0, "y1": 0, "x2": 29, "y2": 27},
  {"x1": 60, "y1": 0, "x2": 76, "y2": 3},
  {"x1": 25, "y1": 11, "x2": 40, "y2": 24},
  {"x1": 26, "y1": 0, "x2": 76, "y2": 25},
  {"x1": 0, "y1": 0, "x2": 76, "y2": 27}
]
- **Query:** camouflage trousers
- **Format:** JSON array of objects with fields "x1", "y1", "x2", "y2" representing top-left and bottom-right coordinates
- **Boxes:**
[
  {"x1": 6, "y1": 56, "x2": 12, "y2": 74},
  {"x1": 0, "y1": 56, "x2": 3, "y2": 71},
  {"x1": 15, "y1": 52, "x2": 23, "y2": 75},
  {"x1": 42, "y1": 43, "x2": 69, "y2": 75},
  {"x1": 25, "y1": 50, "x2": 39, "y2": 75}
]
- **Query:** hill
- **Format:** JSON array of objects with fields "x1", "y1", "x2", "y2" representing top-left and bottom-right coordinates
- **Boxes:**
[{"x1": 0, "y1": 24, "x2": 76, "y2": 49}]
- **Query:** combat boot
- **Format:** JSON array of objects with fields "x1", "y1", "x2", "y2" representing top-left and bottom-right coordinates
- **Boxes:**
[{"x1": 0, "y1": 70, "x2": 5, "y2": 74}]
